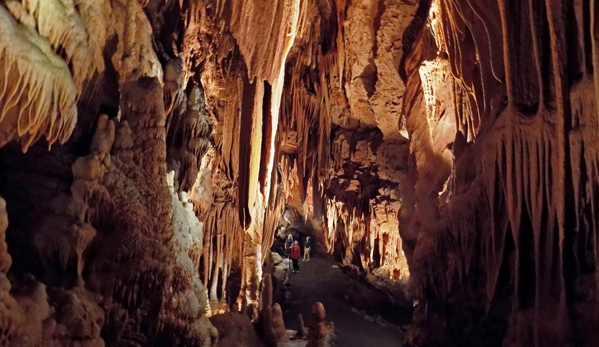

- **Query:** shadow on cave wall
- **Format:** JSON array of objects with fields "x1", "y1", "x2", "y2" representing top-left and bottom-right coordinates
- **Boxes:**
[{"x1": 0, "y1": 141, "x2": 82, "y2": 288}]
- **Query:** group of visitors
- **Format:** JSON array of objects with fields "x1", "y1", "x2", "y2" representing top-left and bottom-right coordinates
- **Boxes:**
[{"x1": 284, "y1": 234, "x2": 311, "y2": 273}]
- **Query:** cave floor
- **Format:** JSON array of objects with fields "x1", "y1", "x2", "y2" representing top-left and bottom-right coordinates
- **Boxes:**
[{"x1": 280, "y1": 254, "x2": 409, "y2": 347}]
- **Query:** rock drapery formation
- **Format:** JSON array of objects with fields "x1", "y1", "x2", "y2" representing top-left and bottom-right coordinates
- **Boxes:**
[
  {"x1": 1, "y1": 0, "x2": 224, "y2": 345},
  {"x1": 399, "y1": 0, "x2": 599, "y2": 346},
  {"x1": 1, "y1": 0, "x2": 599, "y2": 346}
]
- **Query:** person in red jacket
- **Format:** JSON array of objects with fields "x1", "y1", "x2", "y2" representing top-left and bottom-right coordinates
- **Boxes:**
[{"x1": 290, "y1": 241, "x2": 301, "y2": 273}]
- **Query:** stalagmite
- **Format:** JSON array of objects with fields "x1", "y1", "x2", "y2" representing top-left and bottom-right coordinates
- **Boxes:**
[
  {"x1": 0, "y1": 197, "x2": 10, "y2": 274},
  {"x1": 258, "y1": 273, "x2": 277, "y2": 346},
  {"x1": 271, "y1": 303, "x2": 289, "y2": 342},
  {"x1": 294, "y1": 314, "x2": 308, "y2": 339},
  {"x1": 307, "y1": 302, "x2": 328, "y2": 347}
]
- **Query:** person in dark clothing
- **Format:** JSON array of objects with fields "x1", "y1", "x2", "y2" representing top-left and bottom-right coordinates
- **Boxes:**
[
  {"x1": 284, "y1": 234, "x2": 294, "y2": 254},
  {"x1": 303, "y1": 236, "x2": 311, "y2": 261},
  {"x1": 290, "y1": 241, "x2": 301, "y2": 273}
]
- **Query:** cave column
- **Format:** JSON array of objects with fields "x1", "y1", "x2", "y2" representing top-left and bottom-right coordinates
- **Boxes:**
[
  {"x1": 239, "y1": 237, "x2": 263, "y2": 318},
  {"x1": 235, "y1": 0, "x2": 302, "y2": 310}
]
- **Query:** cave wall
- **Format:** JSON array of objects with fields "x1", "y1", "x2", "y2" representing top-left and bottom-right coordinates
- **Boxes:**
[
  {"x1": 276, "y1": 0, "x2": 418, "y2": 289},
  {"x1": 399, "y1": 0, "x2": 599, "y2": 345},
  {"x1": 0, "y1": 0, "x2": 376, "y2": 345},
  {"x1": 2, "y1": 0, "x2": 598, "y2": 346},
  {"x1": 0, "y1": 0, "x2": 224, "y2": 345}
]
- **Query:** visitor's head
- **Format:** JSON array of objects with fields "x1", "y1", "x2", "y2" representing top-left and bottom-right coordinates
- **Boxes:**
[
  {"x1": 293, "y1": 241, "x2": 298, "y2": 245},
  {"x1": 288, "y1": 234, "x2": 293, "y2": 239},
  {"x1": 306, "y1": 236, "x2": 310, "y2": 240}
]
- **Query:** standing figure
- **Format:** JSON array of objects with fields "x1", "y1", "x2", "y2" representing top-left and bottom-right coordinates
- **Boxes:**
[
  {"x1": 284, "y1": 234, "x2": 294, "y2": 254},
  {"x1": 303, "y1": 237, "x2": 311, "y2": 262},
  {"x1": 290, "y1": 241, "x2": 301, "y2": 273}
]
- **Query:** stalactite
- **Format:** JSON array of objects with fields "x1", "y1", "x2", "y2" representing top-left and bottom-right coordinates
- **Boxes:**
[
  {"x1": 402, "y1": 0, "x2": 599, "y2": 345},
  {"x1": 210, "y1": 233, "x2": 222, "y2": 302},
  {"x1": 164, "y1": 56, "x2": 184, "y2": 124},
  {"x1": 20, "y1": 0, "x2": 107, "y2": 95},
  {"x1": 199, "y1": 198, "x2": 245, "y2": 314},
  {"x1": 164, "y1": 80, "x2": 212, "y2": 192},
  {"x1": 0, "y1": 5, "x2": 77, "y2": 151},
  {"x1": 215, "y1": 0, "x2": 302, "y2": 83}
]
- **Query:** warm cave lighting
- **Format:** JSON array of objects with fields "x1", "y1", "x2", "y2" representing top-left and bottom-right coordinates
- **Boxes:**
[
  {"x1": 2, "y1": 0, "x2": 595, "y2": 346},
  {"x1": 264, "y1": 0, "x2": 301, "y2": 204}
]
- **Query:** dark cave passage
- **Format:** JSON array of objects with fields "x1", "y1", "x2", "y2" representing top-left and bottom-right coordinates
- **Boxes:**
[{"x1": 272, "y1": 252, "x2": 411, "y2": 347}]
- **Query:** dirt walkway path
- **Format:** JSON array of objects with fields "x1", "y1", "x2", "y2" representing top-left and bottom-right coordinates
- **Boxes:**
[{"x1": 279, "y1": 254, "x2": 408, "y2": 347}]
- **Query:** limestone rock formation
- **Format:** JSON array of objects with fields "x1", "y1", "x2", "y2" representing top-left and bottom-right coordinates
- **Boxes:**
[
  {"x1": 306, "y1": 302, "x2": 335, "y2": 347},
  {"x1": 294, "y1": 314, "x2": 308, "y2": 340},
  {"x1": 210, "y1": 312, "x2": 264, "y2": 347},
  {"x1": 397, "y1": 0, "x2": 599, "y2": 346},
  {"x1": 1, "y1": 0, "x2": 599, "y2": 346}
]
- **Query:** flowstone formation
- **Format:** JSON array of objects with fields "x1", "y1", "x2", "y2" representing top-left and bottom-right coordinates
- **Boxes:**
[
  {"x1": 0, "y1": 0, "x2": 354, "y2": 345},
  {"x1": 0, "y1": 0, "x2": 219, "y2": 345},
  {"x1": 399, "y1": 0, "x2": 599, "y2": 346},
  {"x1": 276, "y1": 0, "x2": 419, "y2": 291},
  {"x1": 2, "y1": 0, "x2": 599, "y2": 346}
]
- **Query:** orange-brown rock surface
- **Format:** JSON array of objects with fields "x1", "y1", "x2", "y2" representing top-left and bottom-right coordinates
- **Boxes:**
[
  {"x1": 1, "y1": 0, "x2": 599, "y2": 346},
  {"x1": 399, "y1": 0, "x2": 599, "y2": 346}
]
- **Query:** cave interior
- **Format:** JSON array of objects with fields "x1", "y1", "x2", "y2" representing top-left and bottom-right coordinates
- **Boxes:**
[{"x1": 1, "y1": 0, "x2": 599, "y2": 346}]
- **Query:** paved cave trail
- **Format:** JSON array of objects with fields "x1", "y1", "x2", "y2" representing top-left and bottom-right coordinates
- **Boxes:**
[{"x1": 277, "y1": 254, "x2": 411, "y2": 347}]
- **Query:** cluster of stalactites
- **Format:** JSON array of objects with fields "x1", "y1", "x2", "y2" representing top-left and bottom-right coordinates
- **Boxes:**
[
  {"x1": 325, "y1": 199, "x2": 363, "y2": 255},
  {"x1": 164, "y1": 58, "x2": 212, "y2": 192},
  {"x1": 323, "y1": 195, "x2": 409, "y2": 281},
  {"x1": 0, "y1": 0, "x2": 110, "y2": 151},
  {"x1": 405, "y1": 0, "x2": 599, "y2": 344},
  {"x1": 0, "y1": 5, "x2": 76, "y2": 151},
  {"x1": 424, "y1": 0, "x2": 505, "y2": 142},
  {"x1": 198, "y1": 177, "x2": 245, "y2": 304},
  {"x1": 279, "y1": 53, "x2": 338, "y2": 207},
  {"x1": 19, "y1": 0, "x2": 108, "y2": 94},
  {"x1": 186, "y1": 0, "x2": 341, "y2": 316}
]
